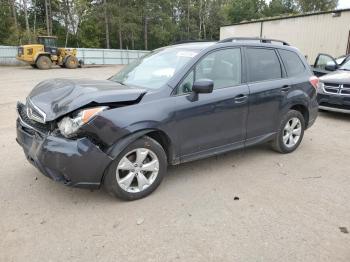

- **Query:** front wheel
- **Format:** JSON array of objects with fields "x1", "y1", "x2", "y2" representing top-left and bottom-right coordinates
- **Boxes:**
[
  {"x1": 36, "y1": 56, "x2": 52, "y2": 70},
  {"x1": 271, "y1": 110, "x2": 305, "y2": 153},
  {"x1": 103, "y1": 136, "x2": 167, "y2": 201},
  {"x1": 64, "y1": 56, "x2": 78, "y2": 69}
]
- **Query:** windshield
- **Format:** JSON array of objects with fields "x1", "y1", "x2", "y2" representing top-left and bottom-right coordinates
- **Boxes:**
[
  {"x1": 37, "y1": 37, "x2": 57, "y2": 47},
  {"x1": 109, "y1": 48, "x2": 200, "y2": 89},
  {"x1": 340, "y1": 59, "x2": 350, "y2": 71}
]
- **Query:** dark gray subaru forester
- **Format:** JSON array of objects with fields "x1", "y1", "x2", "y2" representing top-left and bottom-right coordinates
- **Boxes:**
[{"x1": 16, "y1": 38, "x2": 318, "y2": 200}]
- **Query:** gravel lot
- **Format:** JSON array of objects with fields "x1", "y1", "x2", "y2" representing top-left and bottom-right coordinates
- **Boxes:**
[{"x1": 0, "y1": 66, "x2": 349, "y2": 262}]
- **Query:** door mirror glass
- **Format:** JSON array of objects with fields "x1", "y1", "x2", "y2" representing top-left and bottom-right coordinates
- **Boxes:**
[
  {"x1": 192, "y1": 79, "x2": 214, "y2": 94},
  {"x1": 325, "y1": 61, "x2": 337, "y2": 71}
]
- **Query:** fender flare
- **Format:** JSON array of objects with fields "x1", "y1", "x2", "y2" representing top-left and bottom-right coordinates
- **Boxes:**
[
  {"x1": 100, "y1": 129, "x2": 159, "y2": 185},
  {"x1": 63, "y1": 55, "x2": 72, "y2": 64},
  {"x1": 34, "y1": 52, "x2": 50, "y2": 63},
  {"x1": 105, "y1": 129, "x2": 156, "y2": 160}
]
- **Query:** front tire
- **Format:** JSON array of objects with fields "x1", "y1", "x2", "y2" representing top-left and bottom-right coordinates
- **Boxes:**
[
  {"x1": 271, "y1": 110, "x2": 305, "y2": 153},
  {"x1": 103, "y1": 136, "x2": 167, "y2": 201},
  {"x1": 36, "y1": 56, "x2": 52, "y2": 70},
  {"x1": 65, "y1": 56, "x2": 79, "y2": 69}
]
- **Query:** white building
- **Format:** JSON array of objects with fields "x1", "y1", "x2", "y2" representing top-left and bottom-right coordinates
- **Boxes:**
[{"x1": 220, "y1": 9, "x2": 350, "y2": 63}]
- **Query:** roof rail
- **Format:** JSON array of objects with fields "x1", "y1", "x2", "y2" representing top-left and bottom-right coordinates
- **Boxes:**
[
  {"x1": 218, "y1": 37, "x2": 290, "y2": 46},
  {"x1": 172, "y1": 39, "x2": 214, "y2": 45}
]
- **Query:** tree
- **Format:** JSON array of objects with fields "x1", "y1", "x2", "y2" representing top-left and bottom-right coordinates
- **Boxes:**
[
  {"x1": 224, "y1": 0, "x2": 267, "y2": 24},
  {"x1": 263, "y1": 0, "x2": 297, "y2": 17},
  {"x1": 297, "y1": 0, "x2": 338, "y2": 12},
  {"x1": 0, "y1": 0, "x2": 341, "y2": 49}
]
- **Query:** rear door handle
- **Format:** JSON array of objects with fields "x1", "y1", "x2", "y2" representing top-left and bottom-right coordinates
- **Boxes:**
[
  {"x1": 234, "y1": 94, "x2": 248, "y2": 103},
  {"x1": 281, "y1": 85, "x2": 291, "y2": 92}
]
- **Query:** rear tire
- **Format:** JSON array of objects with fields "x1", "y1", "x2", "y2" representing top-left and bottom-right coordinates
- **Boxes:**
[
  {"x1": 36, "y1": 56, "x2": 52, "y2": 70},
  {"x1": 271, "y1": 110, "x2": 305, "y2": 154},
  {"x1": 64, "y1": 56, "x2": 78, "y2": 69},
  {"x1": 103, "y1": 136, "x2": 167, "y2": 201}
]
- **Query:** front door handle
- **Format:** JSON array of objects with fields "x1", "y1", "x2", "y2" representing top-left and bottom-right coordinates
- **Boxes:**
[
  {"x1": 281, "y1": 85, "x2": 291, "y2": 92},
  {"x1": 234, "y1": 94, "x2": 248, "y2": 103}
]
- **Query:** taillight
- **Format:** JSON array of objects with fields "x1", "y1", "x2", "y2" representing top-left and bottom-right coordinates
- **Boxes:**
[{"x1": 309, "y1": 76, "x2": 319, "y2": 89}]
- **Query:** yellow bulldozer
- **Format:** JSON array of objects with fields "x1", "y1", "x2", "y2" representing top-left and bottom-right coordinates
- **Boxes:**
[{"x1": 16, "y1": 36, "x2": 81, "y2": 70}]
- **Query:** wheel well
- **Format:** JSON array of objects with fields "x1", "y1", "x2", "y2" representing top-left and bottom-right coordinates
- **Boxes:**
[
  {"x1": 145, "y1": 130, "x2": 173, "y2": 164},
  {"x1": 290, "y1": 104, "x2": 309, "y2": 127}
]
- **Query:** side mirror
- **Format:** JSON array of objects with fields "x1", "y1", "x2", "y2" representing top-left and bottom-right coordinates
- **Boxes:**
[
  {"x1": 325, "y1": 61, "x2": 337, "y2": 71},
  {"x1": 192, "y1": 79, "x2": 214, "y2": 94}
]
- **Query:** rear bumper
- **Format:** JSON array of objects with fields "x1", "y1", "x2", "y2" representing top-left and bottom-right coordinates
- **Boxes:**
[
  {"x1": 16, "y1": 119, "x2": 112, "y2": 189},
  {"x1": 317, "y1": 93, "x2": 350, "y2": 114},
  {"x1": 307, "y1": 96, "x2": 319, "y2": 129}
]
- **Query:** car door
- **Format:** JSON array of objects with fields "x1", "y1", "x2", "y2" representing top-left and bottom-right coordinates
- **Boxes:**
[
  {"x1": 312, "y1": 53, "x2": 338, "y2": 77},
  {"x1": 245, "y1": 47, "x2": 290, "y2": 142},
  {"x1": 173, "y1": 48, "x2": 249, "y2": 159}
]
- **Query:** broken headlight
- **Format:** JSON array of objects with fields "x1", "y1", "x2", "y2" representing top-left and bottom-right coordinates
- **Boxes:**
[{"x1": 58, "y1": 106, "x2": 108, "y2": 138}]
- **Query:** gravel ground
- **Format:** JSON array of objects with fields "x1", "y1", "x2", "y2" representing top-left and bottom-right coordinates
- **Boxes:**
[{"x1": 0, "y1": 66, "x2": 349, "y2": 262}]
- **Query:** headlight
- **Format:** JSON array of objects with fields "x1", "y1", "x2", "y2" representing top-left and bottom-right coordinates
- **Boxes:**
[{"x1": 58, "y1": 106, "x2": 108, "y2": 137}]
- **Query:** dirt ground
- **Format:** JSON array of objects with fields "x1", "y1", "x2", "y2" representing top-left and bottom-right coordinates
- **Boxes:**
[{"x1": 0, "y1": 66, "x2": 349, "y2": 262}]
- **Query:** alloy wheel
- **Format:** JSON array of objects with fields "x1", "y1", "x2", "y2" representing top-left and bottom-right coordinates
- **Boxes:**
[
  {"x1": 283, "y1": 117, "x2": 302, "y2": 148},
  {"x1": 116, "y1": 148, "x2": 159, "y2": 193}
]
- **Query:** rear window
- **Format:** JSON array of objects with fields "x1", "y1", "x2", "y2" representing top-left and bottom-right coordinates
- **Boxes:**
[
  {"x1": 279, "y1": 49, "x2": 306, "y2": 77},
  {"x1": 246, "y1": 48, "x2": 282, "y2": 82}
]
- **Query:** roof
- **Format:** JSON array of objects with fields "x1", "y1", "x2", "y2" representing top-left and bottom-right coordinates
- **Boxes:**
[{"x1": 222, "y1": 8, "x2": 350, "y2": 27}]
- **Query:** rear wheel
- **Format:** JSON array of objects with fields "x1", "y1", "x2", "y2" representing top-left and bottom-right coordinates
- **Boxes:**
[
  {"x1": 36, "y1": 56, "x2": 52, "y2": 70},
  {"x1": 271, "y1": 110, "x2": 305, "y2": 153},
  {"x1": 103, "y1": 136, "x2": 167, "y2": 201},
  {"x1": 64, "y1": 56, "x2": 78, "y2": 69}
]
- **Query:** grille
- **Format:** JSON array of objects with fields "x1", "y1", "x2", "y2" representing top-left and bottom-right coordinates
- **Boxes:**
[
  {"x1": 17, "y1": 102, "x2": 52, "y2": 134},
  {"x1": 323, "y1": 83, "x2": 350, "y2": 96}
]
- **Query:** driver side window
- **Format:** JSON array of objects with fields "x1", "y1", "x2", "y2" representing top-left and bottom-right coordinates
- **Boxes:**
[{"x1": 177, "y1": 48, "x2": 241, "y2": 95}]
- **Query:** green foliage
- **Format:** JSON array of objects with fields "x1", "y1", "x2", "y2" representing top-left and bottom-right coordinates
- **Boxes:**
[
  {"x1": 224, "y1": 0, "x2": 267, "y2": 23},
  {"x1": 0, "y1": 0, "x2": 340, "y2": 49},
  {"x1": 296, "y1": 0, "x2": 338, "y2": 12}
]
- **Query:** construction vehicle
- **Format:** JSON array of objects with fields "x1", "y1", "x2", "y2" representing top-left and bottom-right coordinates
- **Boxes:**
[{"x1": 16, "y1": 36, "x2": 81, "y2": 70}]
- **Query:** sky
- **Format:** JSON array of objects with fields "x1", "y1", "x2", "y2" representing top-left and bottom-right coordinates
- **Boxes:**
[{"x1": 337, "y1": 0, "x2": 350, "y2": 9}]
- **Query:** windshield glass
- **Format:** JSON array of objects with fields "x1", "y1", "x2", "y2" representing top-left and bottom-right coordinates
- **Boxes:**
[
  {"x1": 109, "y1": 48, "x2": 200, "y2": 89},
  {"x1": 37, "y1": 37, "x2": 57, "y2": 47},
  {"x1": 340, "y1": 59, "x2": 350, "y2": 70}
]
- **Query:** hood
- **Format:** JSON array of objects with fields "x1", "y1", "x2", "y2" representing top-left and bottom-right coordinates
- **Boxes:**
[
  {"x1": 28, "y1": 78, "x2": 146, "y2": 122},
  {"x1": 320, "y1": 70, "x2": 350, "y2": 85}
]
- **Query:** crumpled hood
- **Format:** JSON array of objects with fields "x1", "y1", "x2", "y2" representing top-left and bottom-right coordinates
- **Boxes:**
[
  {"x1": 320, "y1": 70, "x2": 350, "y2": 85},
  {"x1": 28, "y1": 78, "x2": 146, "y2": 121}
]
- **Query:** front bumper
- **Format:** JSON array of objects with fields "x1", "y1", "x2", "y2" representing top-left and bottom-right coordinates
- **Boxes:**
[
  {"x1": 16, "y1": 117, "x2": 112, "y2": 189},
  {"x1": 317, "y1": 93, "x2": 350, "y2": 114}
]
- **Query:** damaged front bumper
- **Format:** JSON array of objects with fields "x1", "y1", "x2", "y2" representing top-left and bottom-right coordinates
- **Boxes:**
[{"x1": 16, "y1": 103, "x2": 113, "y2": 189}]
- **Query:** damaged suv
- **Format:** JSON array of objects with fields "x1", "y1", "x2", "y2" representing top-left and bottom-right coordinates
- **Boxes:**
[{"x1": 16, "y1": 38, "x2": 318, "y2": 200}]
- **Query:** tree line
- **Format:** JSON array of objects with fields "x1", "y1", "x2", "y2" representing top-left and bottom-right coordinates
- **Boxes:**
[{"x1": 0, "y1": 0, "x2": 338, "y2": 50}]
